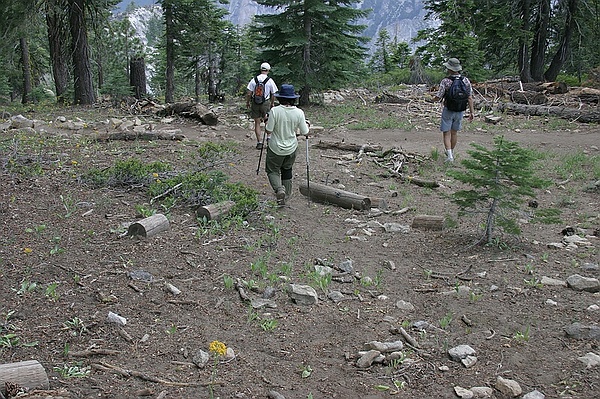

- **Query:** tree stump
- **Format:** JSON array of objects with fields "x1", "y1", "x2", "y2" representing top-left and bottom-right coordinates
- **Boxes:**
[
  {"x1": 194, "y1": 200, "x2": 235, "y2": 221},
  {"x1": 411, "y1": 214, "x2": 444, "y2": 231},
  {"x1": 299, "y1": 182, "x2": 371, "y2": 210},
  {"x1": 127, "y1": 214, "x2": 170, "y2": 237},
  {"x1": 0, "y1": 360, "x2": 49, "y2": 393}
]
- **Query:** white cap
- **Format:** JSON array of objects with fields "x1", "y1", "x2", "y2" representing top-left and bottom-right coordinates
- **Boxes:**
[{"x1": 260, "y1": 62, "x2": 271, "y2": 71}]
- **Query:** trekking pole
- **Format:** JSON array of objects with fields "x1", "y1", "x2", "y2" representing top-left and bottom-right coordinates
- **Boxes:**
[
  {"x1": 256, "y1": 130, "x2": 266, "y2": 175},
  {"x1": 305, "y1": 134, "x2": 310, "y2": 203}
]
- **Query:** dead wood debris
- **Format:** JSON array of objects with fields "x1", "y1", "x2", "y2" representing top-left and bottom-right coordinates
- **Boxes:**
[{"x1": 92, "y1": 361, "x2": 211, "y2": 387}]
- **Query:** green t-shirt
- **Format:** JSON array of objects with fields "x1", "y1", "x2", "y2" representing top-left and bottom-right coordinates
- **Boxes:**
[{"x1": 265, "y1": 105, "x2": 310, "y2": 156}]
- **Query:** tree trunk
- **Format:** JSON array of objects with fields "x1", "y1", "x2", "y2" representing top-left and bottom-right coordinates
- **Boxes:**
[
  {"x1": 46, "y1": 0, "x2": 70, "y2": 104},
  {"x1": 530, "y1": 0, "x2": 550, "y2": 81},
  {"x1": 69, "y1": 0, "x2": 95, "y2": 105},
  {"x1": 518, "y1": 0, "x2": 533, "y2": 83},
  {"x1": 300, "y1": 5, "x2": 312, "y2": 106},
  {"x1": 544, "y1": 0, "x2": 579, "y2": 81},
  {"x1": 20, "y1": 38, "x2": 32, "y2": 104},
  {"x1": 164, "y1": 0, "x2": 175, "y2": 103},
  {"x1": 194, "y1": 56, "x2": 201, "y2": 103},
  {"x1": 208, "y1": 48, "x2": 218, "y2": 103},
  {"x1": 130, "y1": 57, "x2": 147, "y2": 99}
]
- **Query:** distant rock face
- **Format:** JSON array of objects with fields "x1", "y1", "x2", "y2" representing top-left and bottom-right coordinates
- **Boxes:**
[{"x1": 119, "y1": 0, "x2": 434, "y2": 52}]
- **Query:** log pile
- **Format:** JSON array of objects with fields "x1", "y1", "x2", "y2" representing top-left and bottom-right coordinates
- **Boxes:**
[{"x1": 372, "y1": 77, "x2": 599, "y2": 123}]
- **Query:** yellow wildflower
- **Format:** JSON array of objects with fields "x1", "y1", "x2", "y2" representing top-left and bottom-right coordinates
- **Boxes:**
[
  {"x1": 152, "y1": 173, "x2": 159, "y2": 178},
  {"x1": 23, "y1": 247, "x2": 33, "y2": 254},
  {"x1": 71, "y1": 160, "x2": 78, "y2": 165},
  {"x1": 209, "y1": 340, "x2": 227, "y2": 357}
]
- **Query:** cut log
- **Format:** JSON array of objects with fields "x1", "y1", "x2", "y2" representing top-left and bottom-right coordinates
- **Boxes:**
[
  {"x1": 127, "y1": 214, "x2": 170, "y2": 237},
  {"x1": 411, "y1": 214, "x2": 444, "y2": 231},
  {"x1": 299, "y1": 182, "x2": 371, "y2": 210},
  {"x1": 95, "y1": 131, "x2": 186, "y2": 141},
  {"x1": 510, "y1": 91, "x2": 548, "y2": 105},
  {"x1": 313, "y1": 140, "x2": 383, "y2": 153},
  {"x1": 0, "y1": 360, "x2": 49, "y2": 393},
  {"x1": 157, "y1": 102, "x2": 218, "y2": 126},
  {"x1": 497, "y1": 102, "x2": 600, "y2": 123},
  {"x1": 374, "y1": 91, "x2": 411, "y2": 104},
  {"x1": 194, "y1": 200, "x2": 235, "y2": 221}
]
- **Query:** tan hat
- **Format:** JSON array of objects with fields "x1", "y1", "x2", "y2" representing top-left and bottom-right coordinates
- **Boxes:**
[
  {"x1": 443, "y1": 58, "x2": 462, "y2": 72},
  {"x1": 260, "y1": 62, "x2": 271, "y2": 71}
]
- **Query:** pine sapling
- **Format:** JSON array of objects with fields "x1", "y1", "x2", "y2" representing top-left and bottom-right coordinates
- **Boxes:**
[{"x1": 448, "y1": 135, "x2": 558, "y2": 245}]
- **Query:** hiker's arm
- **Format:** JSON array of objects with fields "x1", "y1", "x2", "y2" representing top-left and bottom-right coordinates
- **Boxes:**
[
  {"x1": 468, "y1": 96, "x2": 474, "y2": 121},
  {"x1": 245, "y1": 90, "x2": 252, "y2": 108}
]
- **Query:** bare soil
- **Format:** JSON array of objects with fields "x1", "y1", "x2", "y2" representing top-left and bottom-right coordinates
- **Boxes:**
[{"x1": 1, "y1": 99, "x2": 599, "y2": 399}]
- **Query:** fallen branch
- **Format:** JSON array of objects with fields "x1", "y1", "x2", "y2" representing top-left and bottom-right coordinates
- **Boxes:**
[
  {"x1": 372, "y1": 159, "x2": 439, "y2": 188},
  {"x1": 92, "y1": 361, "x2": 208, "y2": 387},
  {"x1": 150, "y1": 182, "x2": 182, "y2": 204}
]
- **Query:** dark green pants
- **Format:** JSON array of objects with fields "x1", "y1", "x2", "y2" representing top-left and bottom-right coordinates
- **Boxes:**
[{"x1": 265, "y1": 147, "x2": 297, "y2": 196}]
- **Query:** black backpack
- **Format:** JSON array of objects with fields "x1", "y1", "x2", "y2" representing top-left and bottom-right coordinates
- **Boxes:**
[
  {"x1": 444, "y1": 76, "x2": 469, "y2": 112},
  {"x1": 252, "y1": 76, "x2": 270, "y2": 105}
]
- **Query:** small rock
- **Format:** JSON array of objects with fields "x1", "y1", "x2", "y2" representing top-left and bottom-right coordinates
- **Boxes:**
[
  {"x1": 566, "y1": 274, "x2": 600, "y2": 292},
  {"x1": 540, "y1": 276, "x2": 566, "y2": 286},
  {"x1": 577, "y1": 352, "x2": 600, "y2": 368},
  {"x1": 495, "y1": 376, "x2": 522, "y2": 397},
  {"x1": 522, "y1": 389, "x2": 546, "y2": 399},
  {"x1": 268, "y1": 391, "x2": 286, "y2": 399},
  {"x1": 587, "y1": 304, "x2": 599, "y2": 312},
  {"x1": 356, "y1": 349, "x2": 381, "y2": 368},
  {"x1": 545, "y1": 299, "x2": 558, "y2": 306},
  {"x1": 454, "y1": 386, "x2": 474, "y2": 399},
  {"x1": 106, "y1": 311, "x2": 127, "y2": 326},
  {"x1": 383, "y1": 223, "x2": 410, "y2": 233},
  {"x1": 192, "y1": 349, "x2": 209, "y2": 368},
  {"x1": 470, "y1": 386, "x2": 494, "y2": 398},
  {"x1": 546, "y1": 242, "x2": 564, "y2": 249},
  {"x1": 128, "y1": 270, "x2": 154, "y2": 283},
  {"x1": 564, "y1": 322, "x2": 600, "y2": 340},
  {"x1": 328, "y1": 291, "x2": 346, "y2": 303},
  {"x1": 395, "y1": 300, "x2": 415, "y2": 311},
  {"x1": 338, "y1": 259, "x2": 354, "y2": 273},
  {"x1": 225, "y1": 347, "x2": 235, "y2": 360},
  {"x1": 165, "y1": 283, "x2": 181, "y2": 295},
  {"x1": 461, "y1": 355, "x2": 478, "y2": 368},
  {"x1": 448, "y1": 345, "x2": 476, "y2": 362},
  {"x1": 287, "y1": 284, "x2": 318, "y2": 305}
]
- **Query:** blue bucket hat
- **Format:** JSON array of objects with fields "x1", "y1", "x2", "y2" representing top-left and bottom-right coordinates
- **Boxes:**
[{"x1": 275, "y1": 84, "x2": 300, "y2": 99}]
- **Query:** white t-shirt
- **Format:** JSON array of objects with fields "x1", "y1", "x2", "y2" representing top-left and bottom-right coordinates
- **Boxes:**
[{"x1": 247, "y1": 74, "x2": 278, "y2": 101}]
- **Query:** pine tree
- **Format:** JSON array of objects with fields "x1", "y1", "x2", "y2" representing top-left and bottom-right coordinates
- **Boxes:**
[
  {"x1": 448, "y1": 136, "x2": 558, "y2": 245},
  {"x1": 253, "y1": 0, "x2": 370, "y2": 105}
]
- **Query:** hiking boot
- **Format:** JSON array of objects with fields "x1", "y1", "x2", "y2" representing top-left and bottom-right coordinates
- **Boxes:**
[
  {"x1": 256, "y1": 142, "x2": 263, "y2": 150},
  {"x1": 276, "y1": 188, "x2": 286, "y2": 205},
  {"x1": 445, "y1": 156, "x2": 454, "y2": 163},
  {"x1": 282, "y1": 179, "x2": 293, "y2": 200}
]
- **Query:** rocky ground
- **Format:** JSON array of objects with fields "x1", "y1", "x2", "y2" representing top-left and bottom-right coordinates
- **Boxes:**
[{"x1": 0, "y1": 94, "x2": 599, "y2": 399}]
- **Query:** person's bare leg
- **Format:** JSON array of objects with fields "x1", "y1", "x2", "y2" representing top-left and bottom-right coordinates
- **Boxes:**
[
  {"x1": 443, "y1": 131, "x2": 454, "y2": 162},
  {"x1": 450, "y1": 130, "x2": 458, "y2": 150},
  {"x1": 254, "y1": 117, "x2": 263, "y2": 147}
]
